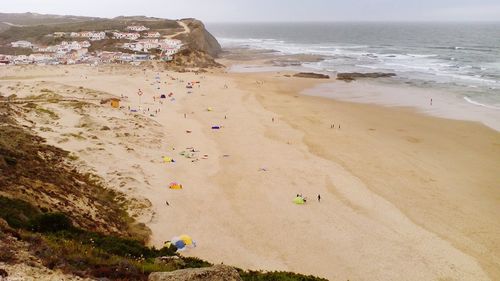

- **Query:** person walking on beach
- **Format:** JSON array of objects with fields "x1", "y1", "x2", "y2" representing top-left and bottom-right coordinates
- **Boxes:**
[
  {"x1": 317, "y1": 194, "x2": 321, "y2": 202},
  {"x1": 272, "y1": 117, "x2": 275, "y2": 123},
  {"x1": 430, "y1": 98, "x2": 433, "y2": 106}
]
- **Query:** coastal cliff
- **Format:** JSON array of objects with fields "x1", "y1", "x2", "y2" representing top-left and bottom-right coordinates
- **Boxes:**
[{"x1": 177, "y1": 18, "x2": 222, "y2": 58}]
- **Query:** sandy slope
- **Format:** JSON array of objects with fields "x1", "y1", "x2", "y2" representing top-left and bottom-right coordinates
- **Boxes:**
[{"x1": 1, "y1": 64, "x2": 499, "y2": 281}]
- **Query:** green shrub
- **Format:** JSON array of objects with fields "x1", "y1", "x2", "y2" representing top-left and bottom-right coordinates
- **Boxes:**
[
  {"x1": 35, "y1": 107, "x2": 60, "y2": 120},
  {"x1": 29, "y1": 213, "x2": 74, "y2": 233},
  {"x1": 180, "y1": 256, "x2": 212, "y2": 269},
  {"x1": 0, "y1": 196, "x2": 41, "y2": 229},
  {"x1": 238, "y1": 270, "x2": 329, "y2": 281}
]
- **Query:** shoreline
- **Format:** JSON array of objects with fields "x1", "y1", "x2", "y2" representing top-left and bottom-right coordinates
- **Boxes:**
[
  {"x1": 303, "y1": 79, "x2": 500, "y2": 132},
  {"x1": 1, "y1": 64, "x2": 499, "y2": 280},
  {"x1": 219, "y1": 57, "x2": 500, "y2": 132}
]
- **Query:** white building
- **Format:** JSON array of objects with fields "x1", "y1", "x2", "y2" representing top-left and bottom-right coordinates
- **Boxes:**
[
  {"x1": 121, "y1": 38, "x2": 182, "y2": 55},
  {"x1": 144, "y1": 32, "x2": 161, "y2": 38},
  {"x1": 162, "y1": 48, "x2": 179, "y2": 56},
  {"x1": 118, "y1": 53, "x2": 134, "y2": 62},
  {"x1": 112, "y1": 32, "x2": 126, "y2": 39},
  {"x1": 69, "y1": 31, "x2": 105, "y2": 41},
  {"x1": 123, "y1": 39, "x2": 160, "y2": 52},
  {"x1": 35, "y1": 40, "x2": 90, "y2": 54},
  {"x1": 35, "y1": 45, "x2": 58, "y2": 53},
  {"x1": 53, "y1": 32, "x2": 66, "y2": 38},
  {"x1": 0, "y1": 55, "x2": 12, "y2": 64},
  {"x1": 126, "y1": 25, "x2": 149, "y2": 32},
  {"x1": 28, "y1": 53, "x2": 52, "y2": 63},
  {"x1": 11, "y1": 41, "x2": 33, "y2": 48},
  {"x1": 13, "y1": 55, "x2": 30, "y2": 64},
  {"x1": 68, "y1": 48, "x2": 89, "y2": 60},
  {"x1": 159, "y1": 39, "x2": 182, "y2": 53},
  {"x1": 89, "y1": 32, "x2": 106, "y2": 41},
  {"x1": 113, "y1": 32, "x2": 140, "y2": 40},
  {"x1": 161, "y1": 39, "x2": 182, "y2": 48}
]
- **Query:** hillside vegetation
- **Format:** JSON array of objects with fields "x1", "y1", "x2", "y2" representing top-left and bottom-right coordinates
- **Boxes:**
[
  {"x1": 0, "y1": 18, "x2": 179, "y2": 45},
  {"x1": 0, "y1": 12, "x2": 98, "y2": 26}
]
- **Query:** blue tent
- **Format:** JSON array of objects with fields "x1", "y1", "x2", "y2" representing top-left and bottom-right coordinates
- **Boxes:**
[{"x1": 174, "y1": 239, "x2": 186, "y2": 249}]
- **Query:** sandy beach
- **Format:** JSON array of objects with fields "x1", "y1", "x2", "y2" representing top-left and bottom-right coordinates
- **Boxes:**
[{"x1": 1, "y1": 63, "x2": 499, "y2": 281}]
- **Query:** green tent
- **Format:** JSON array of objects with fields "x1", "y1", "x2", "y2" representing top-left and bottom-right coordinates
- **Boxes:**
[{"x1": 293, "y1": 196, "x2": 305, "y2": 205}]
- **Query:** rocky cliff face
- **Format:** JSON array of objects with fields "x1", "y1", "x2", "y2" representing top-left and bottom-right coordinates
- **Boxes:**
[
  {"x1": 168, "y1": 49, "x2": 223, "y2": 68},
  {"x1": 176, "y1": 19, "x2": 222, "y2": 58}
]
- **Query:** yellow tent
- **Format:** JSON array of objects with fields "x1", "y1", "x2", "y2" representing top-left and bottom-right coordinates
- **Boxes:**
[
  {"x1": 207, "y1": 107, "x2": 213, "y2": 111},
  {"x1": 179, "y1": 234, "x2": 193, "y2": 245},
  {"x1": 110, "y1": 99, "x2": 120, "y2": 108},
  {"x1": 293, "y1": 196, "x2": 305, "y2": 204},
  {"x1": 163, "y1": 156, "x2": 173, "y2": 163},
  {"x1": 169, "y1": 182, "x2": 183, "y2": 189}
]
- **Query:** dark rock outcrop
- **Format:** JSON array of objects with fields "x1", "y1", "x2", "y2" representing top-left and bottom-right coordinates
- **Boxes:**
[
  {"x1": 337, "y1": 72, "x2": 396, "y2": 82},
  {"x1": 178, "y1": 19, "x2": 222, "y2": 58},
  {"x1": 293, "y1": 72, "x2": 330, "y2": 79},
  {"x1": 148, "y1": 265, "x2": 242, "y2": 281}
]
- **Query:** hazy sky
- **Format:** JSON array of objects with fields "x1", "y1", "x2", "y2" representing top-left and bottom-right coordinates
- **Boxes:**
[{"x1": 3, "y1": 0, "x2": 500, "y2": 22}]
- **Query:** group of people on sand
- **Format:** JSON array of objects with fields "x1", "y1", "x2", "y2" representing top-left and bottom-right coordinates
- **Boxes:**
[{"x1": 296, "y1": 194, "x2": 321, "y2": 203}]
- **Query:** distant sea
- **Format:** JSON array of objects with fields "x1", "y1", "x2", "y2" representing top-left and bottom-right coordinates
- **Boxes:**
[{"x1": 207, "y1": 22, "x2": 500, "y2": 110}]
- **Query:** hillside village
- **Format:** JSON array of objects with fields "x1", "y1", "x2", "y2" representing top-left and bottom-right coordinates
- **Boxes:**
[{"x1": 0, "y1": 25, "x2": 183, "y2": 65}]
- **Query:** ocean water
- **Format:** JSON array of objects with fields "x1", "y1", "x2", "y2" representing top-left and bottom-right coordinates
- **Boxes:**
[{"x1": 207, "y1": 22, "x2": 500, "y2": 110}]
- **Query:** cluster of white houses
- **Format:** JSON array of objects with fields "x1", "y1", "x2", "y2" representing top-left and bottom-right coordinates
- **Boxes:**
[
  {"x1": 36, "y1": 40, "x2": 91, "y2": 53},
  {"x1": 1, "y1": 26, "x2": 184, "y2": 65},
  {"x1": 122, "y1": 39, "x2": 182, "y2": 55},
  {"x1": 0, "y1": 51, "x2": 156, "y2": 65},
  {"x1": 52, "y1": 31, "x2": 106, "y2": 41}
]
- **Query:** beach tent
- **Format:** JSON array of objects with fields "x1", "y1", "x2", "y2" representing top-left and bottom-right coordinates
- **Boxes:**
[
  {"x1": 163, "y1": 156, "x2": 174, "y2": 163},
  {"x1": 171, "y1": 237, "x2": 186, "y2": 250},
  {"x1": 174, "y1": 240, "x2": 185, "y2": 249},
  {"x1": 170, "y1": 235, "x2": 196, "y2": 251},
  {"x1": 100, "y1": 98, "x2": 120, "y2": 108},
  {"x1": 207, "y1": 107, "x2": 213, "y2": 111},
  {"x1": 169, "y1": 182, "x2": 182, "y2": 189},
  {"x1": 179, "y1": 234, "x2": 193, "y2": 246},
  {"x1": 160, "y1": 94, "x2": 166, "y2": 99},
  {"x1": 211, "y1": 126, "x2": 221, "y2": 130},
  {"x1": 110, "y1": 99, "x2": 120, "y2": 108},
  {"x1": 293, "y1": 196, "x2": 305, "y2": 205}
]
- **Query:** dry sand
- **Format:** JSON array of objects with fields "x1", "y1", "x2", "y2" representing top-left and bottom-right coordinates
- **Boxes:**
[{"x1": 1, "y1": 64, "x2": 499, "y2": 281}]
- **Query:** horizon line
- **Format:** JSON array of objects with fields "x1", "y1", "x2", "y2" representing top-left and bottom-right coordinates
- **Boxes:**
[
  {"x1": 2, "y1": 12, "x2": 500, "y2": 24},
  {"x1": 205, "y1": 20, "x2": 500, "y2": 23}
]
